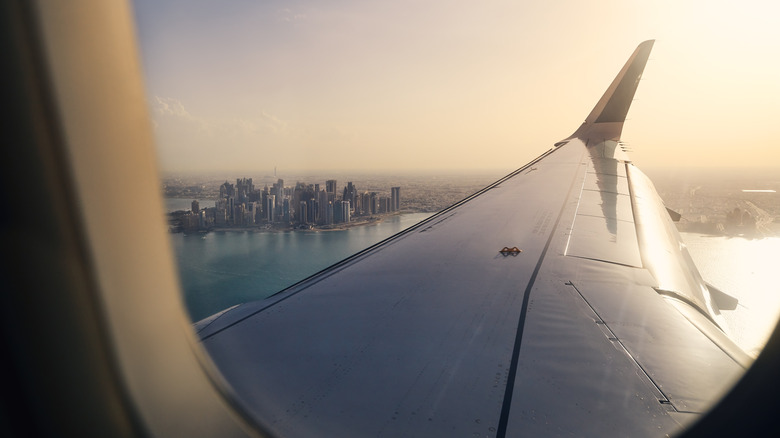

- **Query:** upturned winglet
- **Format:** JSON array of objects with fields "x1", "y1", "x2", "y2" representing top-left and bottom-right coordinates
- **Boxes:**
[{"x1": 567, "y1": 40, "x2": 654, "y2": 143}]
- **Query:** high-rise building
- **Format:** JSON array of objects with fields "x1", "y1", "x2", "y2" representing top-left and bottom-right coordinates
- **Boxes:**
[
  {"x1": 326, "y1": 179, "x2": 337, "y2": 195},
  {"x1": 282, "y1": 198, "x2": 290, "y2": 223},
  {"x1": 360, "y1": 192, "x2": 371, "y2": 216},
  {"x1": 204, "y1": 208, "x2": 215, "y2": 228},
  {"x1": 391, "y1": 187, "x2": 400, "y2": 212},
  {"x1": 191, "y1": 199, "x2": 199, "y2": 214},
  {"x1": 265, "y1": 195, "x2": 275, "y2": 222},
  {"x1": 369, "y1": 192, "x2": 378, "y2": 214},
  {"x1": 334, "y1": 200, "x2": 343, "y2": 223},
  {"x1": 261, "y1": 186, "x2": 269, "y2": 217},
  {"x1": 215, "y1": 198, "x2": 228, "y2": 225},
  {"x1": 254, "y1": 201, "x2": 263, "y2": 224},
  {"x1": 233, "y1": 204, "x2": 245, "y2": 226},
  {"x1": 318, "y1": 190, "x2": 329, "y2": 224},
  {"x1": 344, "y1": 182, "x2": 357, "y2": 212},
  {"x1": 234, "y1": 177, "x2": 255, "y2": 203},
  {"x1": 307, "y1": 198, "x2": 317, "y2": 224},
  {"x1": 326, "y1": 201, "x2": 334, "y2": 225},
  {"x1": 219, "y1": 181, "x2": 234, "y2": 198},
  {"x1": 272, "y1": 179, "x2": 284, "y2": 208},
  {"x1": 342, "y1": 200, "x2": 351, "y2": 223},
  {"x1": 236, "y1": 178, "x2": 246, "y2": 203},
  {"x1": 246, "y1": 202, "x2": 257, "y2": 225},
  {"x1": 299, "y1": 201, "x2": 308, "y2": 224},
  {"x1": 379, "y1": 197, "x2": 390, "y2": 213}
]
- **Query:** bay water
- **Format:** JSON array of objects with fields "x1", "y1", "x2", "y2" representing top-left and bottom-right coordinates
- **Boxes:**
[
  {"x1": 678, "y1": 232, "x2": 780, "y2": 356},
  {"x1": 168, "y1": 198, "x2": 780, "y2": 355},
  {"x1": 170, "y1": 212, "x2": 432, "y2": 321}
]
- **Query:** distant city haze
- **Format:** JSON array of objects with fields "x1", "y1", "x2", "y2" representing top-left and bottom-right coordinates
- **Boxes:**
[
  {"x1": 132, "y1": 0, "x2": 780, "y2": 174},
  {"x1": 166, "y1": 169, "x2": 780, "y2": 354},
  {"x1": 168, "y1": 175, "x2": 403, "y2": 233}
]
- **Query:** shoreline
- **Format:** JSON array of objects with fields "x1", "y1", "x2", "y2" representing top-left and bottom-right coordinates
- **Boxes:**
[{"x1": 176, "y1": 212, "x2": 418, "y2": 235}]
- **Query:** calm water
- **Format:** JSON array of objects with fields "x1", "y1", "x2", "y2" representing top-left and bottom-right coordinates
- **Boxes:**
[
  {"x1": 170, "y1": 213, "x2": 432, "y2": 321},
  {"x1": 169, "y1": 202, "x2": 780, "y2": 355},
  {"x1": 679, "y1": 232, "x2": 780, "y2": 356}
]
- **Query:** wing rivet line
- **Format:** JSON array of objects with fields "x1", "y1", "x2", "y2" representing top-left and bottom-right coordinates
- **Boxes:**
[{"x1": 499, "y1": 247, "x2": 523, "y2": 256}]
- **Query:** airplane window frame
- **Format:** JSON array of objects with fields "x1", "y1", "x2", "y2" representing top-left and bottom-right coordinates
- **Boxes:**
[{"x1": 2, "y1": 0, "x2": 778, "y2": 436}]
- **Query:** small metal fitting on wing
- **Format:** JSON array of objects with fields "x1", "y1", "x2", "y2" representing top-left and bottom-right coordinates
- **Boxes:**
[{"x1": 499, "y1": 246, "x2": 522, "y2": 256}]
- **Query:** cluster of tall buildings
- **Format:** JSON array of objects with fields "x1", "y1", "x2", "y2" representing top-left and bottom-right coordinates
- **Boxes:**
[{"x1": 179, "y1": 178, "x2": 400, "y2": 232}]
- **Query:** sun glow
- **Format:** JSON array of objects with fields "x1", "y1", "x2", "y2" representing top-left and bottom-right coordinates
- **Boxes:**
[{"x1": 132, "y1": 0, "x2": 780, "y2": 174}]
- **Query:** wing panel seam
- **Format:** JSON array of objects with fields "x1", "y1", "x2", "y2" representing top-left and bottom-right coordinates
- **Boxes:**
[
  {"x1": 565, "y1": 281, "x2": 676, "y2": 409},
  {"x1": 562, "y1": 161, "x2": 588, "y2": 257},
  {"x1": 201, "y1": 146, "x2": 566, "y2": 341},
  {"x1": 496, "y1": 148, "x2": 586, "y2": 438}
]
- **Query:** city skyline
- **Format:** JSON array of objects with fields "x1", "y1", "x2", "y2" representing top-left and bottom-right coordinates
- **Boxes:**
[
  {"x1": 172, "y1": 176, "x2": 402, "y2": 232},
  {"x1": 165, "y1": 166, "x2": 780, "y2": 237},
  {"x1": 133, "y1": 1, "x2": 780, "y2": 174}
]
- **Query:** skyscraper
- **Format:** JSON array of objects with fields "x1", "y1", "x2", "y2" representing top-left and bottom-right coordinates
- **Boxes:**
[
  {"x1": 370, "y1": 192, "x2": 378, "y2": 215},
  {"x1": 326, "y1": 179, "x2": 337, "y2": 195},
  {"x1": 282, "y1": 198, "x2": 290, "y2": 223},
  {"x1": 391, "y1": 187, "x2": 400, "y2": 212},
  {"x1": 318, "y1": 190, "x2": 329, "y2": 224},
  {"x1": 247, "y1": 202, "x2": 257, "y2": 225},
  {"x1": 326, "y1": 201, "x2": 334, "y2": 225},
  {"x1": 333, "y1": 200, "x2": 342, "y2": 223},
  {"x1": 361, "y1": 192, "x2": 371, "y2": 216},
  {"x1": 344, "y1": 182, "x2": 357, "y2": 212},
  {"x1": 342, "y1": 200, "x2": 351, "y2": 223},
  {"x1": 275, "y1": 179, "x2": 284, "y2": 207},
  {"x1": 299, "y1": 201, "x2": 308, "y2": 225},
  {"x1": 265, "y1": 195, "x2": 275, "y2": 222},
  {"x1": 307, "y1": 198, "x2": 317, "y2": 224}
]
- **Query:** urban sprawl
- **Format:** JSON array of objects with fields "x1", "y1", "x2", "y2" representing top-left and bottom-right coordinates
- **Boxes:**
[{"x1": 171, "y1": 178, "x2": 401, "y2": 233}]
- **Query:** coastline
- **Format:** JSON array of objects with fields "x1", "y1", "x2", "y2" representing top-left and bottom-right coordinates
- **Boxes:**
[{"x1": 178, "y1": 213, "x2": 404, "y2": 235}]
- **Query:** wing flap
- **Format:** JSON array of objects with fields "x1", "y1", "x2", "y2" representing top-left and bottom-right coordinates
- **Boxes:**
[
  {"x1": 569, "y1": 278, "x2": 745, "y2": 413},
  {"x1": 565, "y1": 214, "x2": 642, "y2": 266},
  {"x1": 564, "y1": 154, "x2": 642, "y2": 267}
]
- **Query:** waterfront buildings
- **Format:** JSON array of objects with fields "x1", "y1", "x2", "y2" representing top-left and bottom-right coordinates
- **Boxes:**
[
  {"x1": 391, "y1": 187, "x2": 400, "y2": 212},
  {"x1": 175, "y1": 177, "x2": 401, "y2": 232}
]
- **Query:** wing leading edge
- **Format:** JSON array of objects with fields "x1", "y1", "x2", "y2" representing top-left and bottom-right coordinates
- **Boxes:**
[{"x1": 198, "y1": 42, "x2": 747, "y2": 437}]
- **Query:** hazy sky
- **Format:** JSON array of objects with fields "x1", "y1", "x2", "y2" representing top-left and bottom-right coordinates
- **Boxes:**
[{"x1": 132, "y1": 0, "x2": 780, "y2": 174}]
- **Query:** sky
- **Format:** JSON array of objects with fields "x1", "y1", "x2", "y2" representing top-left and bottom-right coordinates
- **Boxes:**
[{"x1": 132, "y1": 0, "x2": 780, "y2": 174}]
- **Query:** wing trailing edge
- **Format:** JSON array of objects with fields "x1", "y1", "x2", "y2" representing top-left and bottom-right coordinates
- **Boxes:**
[{"x1": 567, "y1": 40, "x2": 654, "y2": 143}]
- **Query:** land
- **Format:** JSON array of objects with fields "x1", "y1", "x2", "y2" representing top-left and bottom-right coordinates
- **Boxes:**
[
  {"x1": 163, "y1": 170, "x2": 502, "y2": 233},
  {"x1": 162, "y1": 170, "x2": 503, "y2": 214},
  {"x1": 646, "y1": 167, "x2": 780, "y2": 238},
  {"x1": 163, "y1": 167, "x2": 780, "y2": 238},
  {"x1": 208, "y1": 215, "x2": 389, "y2": 233}
]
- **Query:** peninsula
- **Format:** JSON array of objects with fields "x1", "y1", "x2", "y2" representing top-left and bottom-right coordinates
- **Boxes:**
[{"x1": 167, "y1": 177, "x2": 400, "y2": 234}]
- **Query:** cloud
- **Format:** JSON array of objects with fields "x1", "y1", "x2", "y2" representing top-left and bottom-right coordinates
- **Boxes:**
[
  {"x1": 149, "y1": 96, "x2": 292, "y2": 171},
  {"x1": 153, "y1": 96, "x2": 193, "y2": 119},
  {"x1": 151, "y1": 96, "x2": 287, "y2": 136},
  {"x1": 260, "y1": 111, "x2": 287, "y2": 132},
  {"x1": 277, "y1": 8, "x2": 307, "y2": 23}
]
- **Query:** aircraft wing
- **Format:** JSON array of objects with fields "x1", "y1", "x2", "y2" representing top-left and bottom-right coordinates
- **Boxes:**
[{"x1": 197, "y1": 41, "x2": 749, "y2": 437}]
